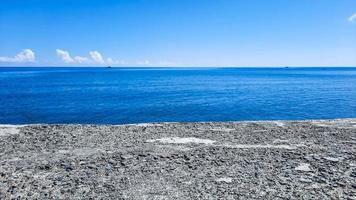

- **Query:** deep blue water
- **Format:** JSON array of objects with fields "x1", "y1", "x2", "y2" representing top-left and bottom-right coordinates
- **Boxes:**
[{"x1": 0, "y1": 67, "x2": 355, "y2": 124}]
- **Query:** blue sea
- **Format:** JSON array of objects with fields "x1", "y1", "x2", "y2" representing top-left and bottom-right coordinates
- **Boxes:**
[{"x1": 0, "y1": 67, "x2": 355, "y2": 124}]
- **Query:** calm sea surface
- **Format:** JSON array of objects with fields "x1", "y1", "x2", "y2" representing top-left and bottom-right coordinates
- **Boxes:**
[{"x1": 0, "y1": 67, "x2": 355, "y2": 124}]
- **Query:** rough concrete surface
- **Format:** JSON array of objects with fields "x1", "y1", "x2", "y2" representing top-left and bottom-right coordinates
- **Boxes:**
[{"x1": 0, "y1": 119, "x2": 355, "y2": 199}]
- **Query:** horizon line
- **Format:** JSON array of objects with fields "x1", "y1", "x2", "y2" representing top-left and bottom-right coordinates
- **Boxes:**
[{"x1": 1, "y1": 66, "x2": 356, "y2": 68}]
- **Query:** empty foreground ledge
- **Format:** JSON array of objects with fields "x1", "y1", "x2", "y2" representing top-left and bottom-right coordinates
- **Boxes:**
[{"x1": 0, "y1": 119, "x2": 355, "y2": 199}]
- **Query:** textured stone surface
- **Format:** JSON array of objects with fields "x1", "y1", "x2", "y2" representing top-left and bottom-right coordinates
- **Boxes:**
[{"x1": 0, "y1": 119, "x2": 355, "y2": 199}]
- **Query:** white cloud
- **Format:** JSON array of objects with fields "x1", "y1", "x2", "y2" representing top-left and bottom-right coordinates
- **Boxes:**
[
  {"x1": 56, "y1": 49, "x2": 112, "y2": 64},
  {"x1": 0, "y1": 49, "x2": 35, "y2": 63},
  {"x1": 89, "y1": 51, "x2": 105, "y2": 64},
  {"x1": 56, "y1": 49, "x2": 74, "y2": 63},
  {"x1": 107, "y1": 57, "x2": 126, "y2": 65},
  {"x1": 348, "y1": 13, "x2": 356, "y2": 23},
  {"x1": 136, "y1": 60, "x2": 178, "y2": 66},
  {"x1": 56, "y1": 49, "x2": 115, "y2": 65},
  {"x1": 74, "y1": 56, "x2": 89, "y2": 64},
  {"x1": 107, "y1": 57, "x2": 113, "y2": 64}
]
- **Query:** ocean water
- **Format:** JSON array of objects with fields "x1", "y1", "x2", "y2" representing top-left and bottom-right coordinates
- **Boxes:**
[{"x1": 0, "y1": 67, "x2": 355, "y2": 124}]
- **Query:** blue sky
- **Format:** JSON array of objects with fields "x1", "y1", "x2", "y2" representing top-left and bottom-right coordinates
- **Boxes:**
[{"x1": 0, "y1": 0, "x2": 355, "y2": 67}]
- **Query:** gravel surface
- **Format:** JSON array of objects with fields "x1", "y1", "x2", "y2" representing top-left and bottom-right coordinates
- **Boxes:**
[{"x1": 0, "y1": 119, "x2": 355, "y2": 199}]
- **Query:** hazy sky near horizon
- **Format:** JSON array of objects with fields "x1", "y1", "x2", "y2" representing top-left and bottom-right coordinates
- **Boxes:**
[{"x1": 0, "y1": 0, "x2": 355, "y2": 67}]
